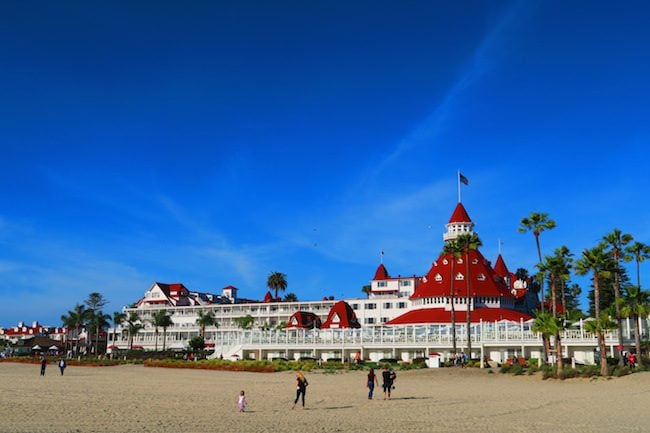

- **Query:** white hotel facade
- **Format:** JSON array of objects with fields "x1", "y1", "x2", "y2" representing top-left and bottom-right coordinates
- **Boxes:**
[{"x1": 109, "y1": 203, "x2": 646, "y2": 365}]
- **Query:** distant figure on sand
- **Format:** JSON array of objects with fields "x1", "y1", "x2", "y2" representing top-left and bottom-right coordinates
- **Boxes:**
[
  {"x1": 40, "y1": 357, "x2": 47, "y2": 376},
  {"x1": 367, "y1": 368, "x2": 378, "y2": 399},
  {"x1": 382, "y1": 366, "x2": 396, "y2": 400},
  {"x1": 238, "y1": 390, "x2": 247, "y2": 412},
  {"x1": 59, "y1": 358, "x2": 66, "y2": 376},
  {"x1": 292, "y1": 372, "x2": 308, "y2": 409}
]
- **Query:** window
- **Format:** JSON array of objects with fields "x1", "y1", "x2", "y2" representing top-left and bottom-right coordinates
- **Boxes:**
[
  {"x1": 381, "y1": 317, "x2": 389, "y2": 323},
  {"x1": 365, "y1": 303, "x2": 376, "y2": 310},
  {"x1": 400, "y1": 280, "x2": 411, "y2": 286},
  {"x1": 377, "y1": 281, "x2": 387, "y2": 287},
  {"x1": 397, "y1": 302, "x2": 407, "y2": 309},
  {"x1": 477, "y1": 274, "x2": 486, "y2": 281},
  {"x1": 383, "y1": 302, "x2": 392, "y2": 309},
  {"x1": 364, "y1": 318, "x2": 376, "y2": 325},
  {"x1": 351, "y1": 303, "x2": 359, "y2": 310},
  {"x1": 455, "y1": 273, "x2": 464, "y2": 280},
  {"x1": 435, "y1": 273, "x2": 443, "y2": 281}
]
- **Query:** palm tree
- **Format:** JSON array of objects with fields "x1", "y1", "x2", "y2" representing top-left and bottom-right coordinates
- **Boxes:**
[
  {"x1": 196, "y1": 310, "x2": 217, "y2": 339},
  {"x1": 283, "y1": 292, "x2": 298, "y2": 302},
  {"x1": 89, "y1": 311, "x2": 110, "y2": 355},
  {"x1": 603, "y1": 229, "x2": 633, "y2": 364},
  {"x1": 267, "y1": 271, "x2": 288, "y2": 300},
  {"x1": 151, "y1": 310, "x2": 173, "y2": 351},
  {"x1": 518, "y1": 212, "x2": 556, "y2": 313},
  {"x1": 62, "y1": 304, "x2": 87, "y2": 357},
  {"x1": 618, "y1": 286, "x2": 650, "y2": 367},
  {"x1": 532, "y1": 311, "x2": 563, "y2": 376},
  {"x1": 576, "y1": 244, "x2": 612, "y2": 376},
  {"x1": 111, "y1": 311, "x2": 126, "y2": 355},
  {"x1": 584, "y1": 315, "x2": 617, "y2": 376},
  {"x1": 456, "y1": 233, "x2": 482, "y2": 357},
  {"x1": 626, "y1": 241, "x2": 650, "y2": 290},
  {"x1": 125, "y1": 312, "x2": 144, "y2": 351},
  {"x1": 553, "y1": 246, "x2": 573, "y2": 320},
  {"x1": 443, "y1": 239, "x2": 463, "y2": 354},
  {"x1": 575, "y1": 244, "x2": 611, "y2": 320},
  {"x1": 361, "y1": 285, "x2": 371, "y2": 298},
  {"x1": 234, "y1": 315, "x2": 254, "y2": 330}
]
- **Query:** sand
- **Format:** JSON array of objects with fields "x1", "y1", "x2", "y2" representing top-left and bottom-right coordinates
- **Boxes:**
[{"x1": 1, "y1": 362, "x2": 649, "y2": 433}]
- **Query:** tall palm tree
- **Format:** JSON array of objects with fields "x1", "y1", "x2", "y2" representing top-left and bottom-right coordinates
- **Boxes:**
[
  {"x1": 603, "y1": 229, "x2": 633, "y2": 364},
  {"x1": 89, "y1": 311, "x2": 110, "y2": 355},
  {"x1": 151, "y1": 310, "x2": 173, "y2": 351},
  {"x1": 159, "y1": 311, "x2": 174, "y2": 351},
  {"x1": 456, "y1": 233, "x2": 482, "y2": 357},
  {"x1": 576, "y1": 244, "x2": 612, "y2": 375},
  {"x1": 518, "y1": 212, "x2": 556, "y2": 313},
  {"x1": 62, "y1": 304, "x2": 87, "y2": 357},
  {"x1": 575, "y1": 244, "x2": 611, "y2": 320},
  {"x1": 196, "y1": 310, "x2": 217, "y2": 339},
  {"x1": 626, "y1": 241, "x2": 650, "y2": 290},
  {"x1": 126, "y1": 312, "x2": 144, "y2": 351},
  {"x1": 532, "y1": 311, "x2": 563, "y2": 376},
  {"x1": 267, "y1": 271, "x2": 288, "y2": 300},
  {"x1": 111, "y1": 311, "x2": 126, "y2": 355},
  {"x1": 618, "y1": 286, "x2": 650, "y2": 367},
  {"x1": 443, "y1": 239, "x2": 463, "y2": 354}
]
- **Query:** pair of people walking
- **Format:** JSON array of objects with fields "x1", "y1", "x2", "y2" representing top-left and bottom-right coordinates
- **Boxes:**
[{"x1": 367, "y1": 366, "x2": 396, "y2": 400}]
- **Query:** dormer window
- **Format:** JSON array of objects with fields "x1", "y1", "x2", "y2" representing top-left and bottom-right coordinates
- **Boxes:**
[
  {"x1": 457, "y1": 258, "x2": 463, "y2": 264},
  {"x1": 435, "y1": 273, "x2": 443, "y2": 281},
  {"x1": 477, "y1": 274, "x2": 486, "y2": 281},
  {"x1": 455, "y1": 273, "x2": 464, "y2": 280},
  {"x1": 442, "y1": 259, "x2": 448, "y2": 265},
  {"x1": 472, "y1": 259, "x2": 479, "y2": 265}
]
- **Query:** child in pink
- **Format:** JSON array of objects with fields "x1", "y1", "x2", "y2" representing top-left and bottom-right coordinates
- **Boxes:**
[{"x1": 238, "y1": 390, "x2": 247, "y2": 412}]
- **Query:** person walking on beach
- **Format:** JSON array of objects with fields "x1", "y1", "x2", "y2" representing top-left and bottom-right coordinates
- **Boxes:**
[
  {"x1": 382, "y1": 366, "x2": 395, "y2": 400},
  {"x1": 40, "y1": 357, "x2": 47, "y2": 376},
  {"x1": 367, "y1": 367, "x2": 379, "y2": 399},
  {"x1": 58, "y1": 358, "x2": 66, "y2": 376},
  {"x1": 237, "y1": 390, "x2": 247, "y2": 412},
  {"x1": 292, "y1": 371, "x2": 308, "y2": 409}
]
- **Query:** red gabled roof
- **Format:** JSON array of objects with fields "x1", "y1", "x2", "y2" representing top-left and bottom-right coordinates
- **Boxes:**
[
  {"x1": 285, "y1": 311, "x2": 322, "y2": 329},
  {"x1": 263, "y1": 291, "x2": 274, "y2": 303},
  {"x1": 386, "y1": 308, "x2": 533, "y2": 325},
  {"x1": 373, "y1": 264, "x2": 390, "y2": 281},
  {"x1": 321, "y1": 301, "x2": 360, "y2": 329},
  {"x1": 493, "y1": 255, "x2": 509, "y2": 278},
  {"x1": 411, "y1": 249, "x2": 512, "y2": 299},
  {"x1": 448, "y1": 202, "x2": 472, "y2": 224}
]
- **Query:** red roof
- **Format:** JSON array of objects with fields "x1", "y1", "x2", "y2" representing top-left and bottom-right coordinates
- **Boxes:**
[
  {"x1": 321, "y1": 301, "x2": 360, "y2": 329},
  {"x1": 373, "y1": 264, "x2": 390, "y2": 281},
  {"x1": 263, "y1": 291, "x2": 274, "y2": 303},
  {"x1": 411, "y1": 249, "x2": 512, "y2": 299},
  {"x1": 387, "y1": 308, "x2": 533, "y2": 325},
  {"x1": 285, "y1": 311, "x2": 321, "y2": 329},
  {"x1": 448, "y1": 202, "x2": 472, "y2": 224},
  {"x1": 493, "y1": 255, "x2": 509, "y2": 278}
]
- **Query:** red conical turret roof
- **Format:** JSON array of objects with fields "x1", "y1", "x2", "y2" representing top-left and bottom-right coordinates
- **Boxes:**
[
  {"x1": 373, "y1": 263, "x2": 390, "y2": 281},
  {"x1": 493, "y1": 255, "x2": 510, "y2": 278},
  {"x1": 448, "y1": 202, "x2": 472, "y2": 224}
]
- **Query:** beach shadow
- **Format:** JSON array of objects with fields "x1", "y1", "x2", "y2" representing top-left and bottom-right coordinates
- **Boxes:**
[{"x1": 387, "y1": 397, "x2": 433, "y2": 401}]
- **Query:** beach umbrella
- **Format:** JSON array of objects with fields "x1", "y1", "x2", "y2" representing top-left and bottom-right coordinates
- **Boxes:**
[
  {"x1": 49, "y1": 345, "x2": 59, "y2": 350},
  {"x1": 32, "y1": 345, "x2": 41, "y2": 350}
]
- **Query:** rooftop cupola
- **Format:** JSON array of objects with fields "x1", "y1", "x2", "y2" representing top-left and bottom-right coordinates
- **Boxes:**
[{"x1": 443, "y1": 202, "x2": 475, "y2": 242}]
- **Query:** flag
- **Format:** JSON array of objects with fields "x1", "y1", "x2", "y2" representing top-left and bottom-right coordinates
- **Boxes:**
[{"x1": 459, "y1": 172, "x2": 469, "y2": 185}]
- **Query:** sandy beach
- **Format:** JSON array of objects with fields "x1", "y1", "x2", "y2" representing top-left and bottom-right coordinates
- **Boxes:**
[{"x1": 1, "y1": 362, "x2": 649, "y2": 433}]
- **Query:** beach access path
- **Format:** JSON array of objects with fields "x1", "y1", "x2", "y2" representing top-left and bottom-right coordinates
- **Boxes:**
[{"x1": 0, "y1": 362, "x2": 648, "y2": 433}]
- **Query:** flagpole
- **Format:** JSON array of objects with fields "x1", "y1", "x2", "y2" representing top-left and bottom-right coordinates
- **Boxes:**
[{"x1": 457, "y1": 170, "x2": 461, "y2": 203}]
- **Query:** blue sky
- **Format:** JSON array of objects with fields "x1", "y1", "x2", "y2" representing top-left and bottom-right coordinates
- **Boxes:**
[{"x1": 1, "y1": 1, "x2": 649, "y2": 327}]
